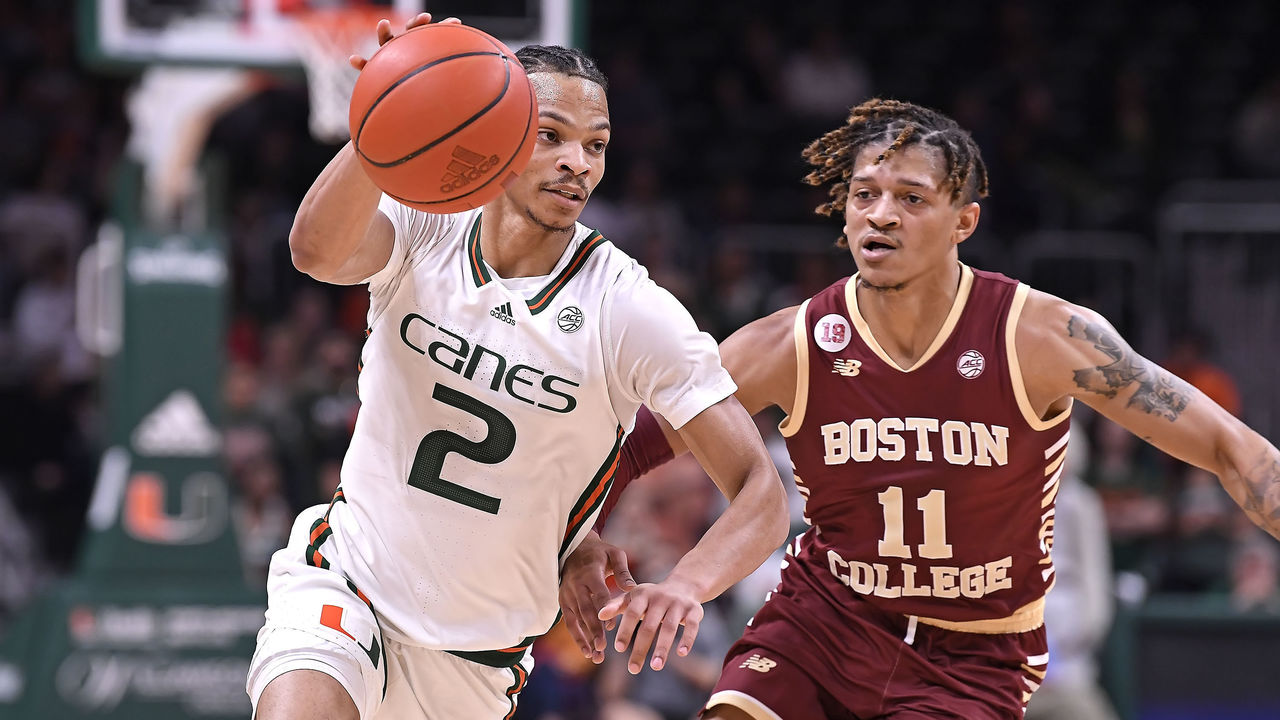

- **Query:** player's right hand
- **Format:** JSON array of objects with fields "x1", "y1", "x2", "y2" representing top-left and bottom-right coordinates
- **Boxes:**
[
  {"x1": 559, "y1": 531, "x2": 636, "y2": 664},
  {"x1": 347, "y1": 13, "x2": 462, "y2": 71},
  {"x1": 600, "y1": 577, "x2": 704, "y2": 675}
]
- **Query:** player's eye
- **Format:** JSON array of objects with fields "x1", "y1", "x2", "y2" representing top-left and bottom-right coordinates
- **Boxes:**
[
  {"x1": 853, "y1": 189, "x2": 873, "y2": 200},
  {"x1": 538, "y1": 130, "x2": 558, "y2": 143},
  {"x1": 589, "y1": 141, "x2": 607, "y2": 154},
  {"x1": 905, "y1": 194, "x2": 924, "y2": 204}
]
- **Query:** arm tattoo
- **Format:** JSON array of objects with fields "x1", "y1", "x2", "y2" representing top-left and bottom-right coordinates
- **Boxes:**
[
  {"x1": 1238, "y1": 449, "x2": 1280, "y2": 526},
  {"x1": 1066, "y1": 315, "x2": 1190, "y2": 421}
]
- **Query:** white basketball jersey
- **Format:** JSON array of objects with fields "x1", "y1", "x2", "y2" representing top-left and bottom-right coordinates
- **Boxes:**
[{"x1": 324, "y1": 198, "x2": 734, "y2": 653}]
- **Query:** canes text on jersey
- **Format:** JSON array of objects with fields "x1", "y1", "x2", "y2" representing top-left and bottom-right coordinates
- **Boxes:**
[
  {"x1": 399, "y1": 313, "x2": 579, "y2": 413},
  {"x1": 820, "y1": 418, "x2": 1010, "y2": 467}
]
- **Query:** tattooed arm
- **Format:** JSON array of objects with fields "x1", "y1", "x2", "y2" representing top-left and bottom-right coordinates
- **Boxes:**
[{"x1": 1016, "y1": 290, "x2": 1280, "y2": 541}]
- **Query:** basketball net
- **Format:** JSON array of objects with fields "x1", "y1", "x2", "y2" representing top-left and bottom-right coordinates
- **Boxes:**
[
  {"x1": 126, "y1": 65, "x2": 260, "y2": 227},
  {"x1": 292, "y1": 7, "x2": 398, "y2": 144}
]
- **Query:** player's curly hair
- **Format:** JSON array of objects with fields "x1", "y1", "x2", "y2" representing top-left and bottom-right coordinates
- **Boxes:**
[
  {"x1": 516, "y1": 45, "x2": 609, "y2": 92},
  {"x1": 802, "y1": 98, "x2": 988, "y2": 245}
]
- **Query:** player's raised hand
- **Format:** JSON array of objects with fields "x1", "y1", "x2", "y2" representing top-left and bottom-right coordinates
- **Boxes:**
[
  {"x1": 347, "y1": 13, "x2": 462, "y2": 71},
  {"x1": 600, "y1": 577, "x2": 703, "y2": 674},
  {"x1": 559, "y1": 532, "x2": 636, "y2": 664}
]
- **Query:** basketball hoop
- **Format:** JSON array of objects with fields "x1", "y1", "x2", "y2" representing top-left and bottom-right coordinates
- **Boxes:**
[{"x1": 292, "y1": 7, "x2": 399, "y2": 144}]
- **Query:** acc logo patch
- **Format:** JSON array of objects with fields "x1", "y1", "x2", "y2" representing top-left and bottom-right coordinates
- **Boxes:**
[
  {"x1": 814, "y1": 313, "x2": 852, "y2": 352},
  {"x1": 558, "y1": 306, "x2": 584, "y2": 333},
  {"x1": 957, "y1": 349, "x2": 985, "y2": 379}
]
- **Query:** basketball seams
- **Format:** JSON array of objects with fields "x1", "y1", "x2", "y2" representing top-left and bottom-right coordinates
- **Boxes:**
[
  {"x1": 355, "y1": 51, "x2": 510, "y2": 167},
  {"x1": 378, "y1": 68, "x2": 536, "y2": 209}
]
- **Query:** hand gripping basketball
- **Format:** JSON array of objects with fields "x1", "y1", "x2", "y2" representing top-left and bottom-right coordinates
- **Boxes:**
[{"x1": 347, "y1": 15, "x2": 538, "y2": 214}]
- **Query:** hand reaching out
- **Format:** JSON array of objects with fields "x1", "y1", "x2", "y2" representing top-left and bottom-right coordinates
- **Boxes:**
[
  {"x1": 559, "y1": 532, "x2": 637, "y2": 664},
  {"x1": 599, "y1": 577, "x2": 704, "y2": 674}
]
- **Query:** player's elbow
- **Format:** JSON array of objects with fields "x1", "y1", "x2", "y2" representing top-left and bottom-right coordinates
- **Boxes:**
[
  {"x1": 759, "y1": 473, "x2": 791, "y2": 549},
  {"x1": 288, "y1": 225, "x2": 339, "y2": 280}
]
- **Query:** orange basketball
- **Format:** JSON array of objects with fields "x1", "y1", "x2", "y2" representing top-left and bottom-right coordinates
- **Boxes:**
[{"x1": 348, "y1": 23, "x2": 537, "y2": 213}]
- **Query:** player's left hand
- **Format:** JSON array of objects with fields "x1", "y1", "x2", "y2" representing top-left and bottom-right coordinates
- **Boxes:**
[
  {"x1": 559, "y1": 532, "x2": 636, "y2": 664},
  {"x1": 599, "y1": 577, "x2": 703, "y2": 674}
]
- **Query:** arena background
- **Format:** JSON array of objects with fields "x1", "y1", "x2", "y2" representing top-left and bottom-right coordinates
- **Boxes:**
[{"x1": 0, "y1": 0, "x2": 1278, "y2": 717}]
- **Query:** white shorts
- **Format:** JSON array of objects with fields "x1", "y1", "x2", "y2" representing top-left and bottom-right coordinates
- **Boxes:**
[{"x1": 246, "y1": 505, "x2": 534, "y2": 719}]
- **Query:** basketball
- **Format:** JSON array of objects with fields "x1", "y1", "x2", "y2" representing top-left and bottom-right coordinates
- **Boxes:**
[{"x1": 348, "y1": 23, "x2": 537, "y2": 213}]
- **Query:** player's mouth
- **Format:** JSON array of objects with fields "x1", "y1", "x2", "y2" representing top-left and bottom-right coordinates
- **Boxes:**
[
  {"x1": 544, "y1": 184, "x2": 586, "y2": 206},
  {"x1": 859, "y1": 234, "x2": 898, "y2": 260}
]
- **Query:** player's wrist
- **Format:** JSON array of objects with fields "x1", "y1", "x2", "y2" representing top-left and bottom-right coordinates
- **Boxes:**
[{"x1": 660, "y1": 568, "x2": 713, "y2": 603}]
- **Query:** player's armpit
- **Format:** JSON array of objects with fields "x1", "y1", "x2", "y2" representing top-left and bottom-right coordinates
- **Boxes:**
[{"x1": 718, "y1": 305, "x2": 801, "y2": 417}]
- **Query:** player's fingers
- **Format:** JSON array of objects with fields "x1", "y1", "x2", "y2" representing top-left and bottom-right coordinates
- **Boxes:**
[
  {"x1": 558, "y1": 595, "x2": 594, "y2": 659},
  {"x1": 611, "y1": 594, "x2": 646, "y2": 655},
  {"x1": 647, "y1": 612, "x2": 682, "y2": 671},
  {"x1": 376, "y1": 18, "x2": 394, "y2": 45},
  {"x1": 675, "y1": 609, "x2": 703, "y2": 657},
  {"x1": 606, "y1": 547, "x2": 637, "y2": 590},
  {"x1": 348, "y1": 55, "x2": 367, "y2": 71},
  {"x1": 598, "y1": 591, "x2": 630, "y2": 622},
  {"x1": 626, "y1": 605, "x2": 667, "y2": 674},
  {"x1": 440, "y1": 17, "x2": 462, "y2": 25},
  {"x1": 406, "y1": 12, "x2": 432, "y2": 30}
]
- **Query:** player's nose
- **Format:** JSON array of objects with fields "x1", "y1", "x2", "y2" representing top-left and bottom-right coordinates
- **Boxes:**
[
  {"x1": 556, "y1": 144, "x2": 591, "y2": 176},
  {"x1": 866, "y1": 194, "x2": 900, "y2": 228}
]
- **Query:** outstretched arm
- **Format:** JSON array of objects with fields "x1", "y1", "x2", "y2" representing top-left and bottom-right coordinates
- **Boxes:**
[
  {"x1": 1018, "y1": 290, "x2": 1280, "y2": 541},
  {"x1": 598, "y1": 394, "x2": 789, "y2": 675},
  {"x1": 559, "y1": 305, "x2": 799, "y2": 666}
]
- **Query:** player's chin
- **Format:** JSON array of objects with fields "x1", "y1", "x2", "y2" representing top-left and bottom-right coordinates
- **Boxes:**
[{"x1": 529, "y1": 202, "x2": 583, "y2": 231}]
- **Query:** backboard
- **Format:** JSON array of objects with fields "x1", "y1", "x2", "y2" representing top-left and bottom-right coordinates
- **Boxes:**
[{"x1": 80, "y1": 0, "x2": 579, "y2": 70}]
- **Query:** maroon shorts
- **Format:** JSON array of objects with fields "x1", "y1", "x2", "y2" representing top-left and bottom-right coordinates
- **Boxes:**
[{"x1": 703, "y1": 572, "x2": 1047, "y2": 719}]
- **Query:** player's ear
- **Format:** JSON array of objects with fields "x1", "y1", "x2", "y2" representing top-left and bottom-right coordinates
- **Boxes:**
[{"x1": 953, "y1": 201, "x2": 980, "y2": 245}]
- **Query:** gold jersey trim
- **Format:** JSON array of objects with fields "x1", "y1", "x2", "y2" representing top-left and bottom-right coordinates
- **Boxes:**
[
  {"x1": 1006, "y1": 284, "x2": 1073, "y2": 430},
  {"x1": 914, "y1": 594, "x2": 1046, "y2": 635},
  {"x1": 778, "y1": 299, "x2": 812, "y2": 438},
  {"x1": 706, "y1": 690, "x2": 784, "y2": 720},
  {"x1": 845, "y1": 264, "x2": 975, "y2": 373}
]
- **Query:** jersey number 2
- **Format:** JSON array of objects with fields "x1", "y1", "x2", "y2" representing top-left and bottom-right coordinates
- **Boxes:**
[{"x1": 408, "y1": 384, "x2": 515, "y2": 514}]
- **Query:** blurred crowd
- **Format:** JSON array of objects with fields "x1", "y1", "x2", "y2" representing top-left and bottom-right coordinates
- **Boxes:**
[{"x1": 0, "y1": 0, "x2": 1279, "y2": 717}]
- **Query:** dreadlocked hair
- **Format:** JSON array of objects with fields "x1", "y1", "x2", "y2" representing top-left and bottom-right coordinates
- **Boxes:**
[
  {"x1": 801, "y1": 98, "x2": 989, "y2": 242},
  {"x1": 515, "y1": 45, "x2": 609, "y2": 92}
]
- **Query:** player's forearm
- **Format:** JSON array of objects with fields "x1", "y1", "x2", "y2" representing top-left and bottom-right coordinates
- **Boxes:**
[
  {"x1": 665, "y1": 464, "x2": 789, "y2": 603},
  {"x1": 1218, "y1": 432, "x2": 1280, "y2": 542},
  {"x1": 289, "y1": 142, "x2": 384, "y2": 276}
]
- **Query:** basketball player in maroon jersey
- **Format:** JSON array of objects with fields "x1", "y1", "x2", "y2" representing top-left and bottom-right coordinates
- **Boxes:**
[{"x1": 559, "y1": 99, "x2": 1280, "y2": 719}]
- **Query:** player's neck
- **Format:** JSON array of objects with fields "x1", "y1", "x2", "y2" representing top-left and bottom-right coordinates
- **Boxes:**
[
  {"x1": 479, "y1": 210, "x2": 576, "y2": 279},
  {"x1": 855, "y1": 262, "x2": 962, "y2": 366}
]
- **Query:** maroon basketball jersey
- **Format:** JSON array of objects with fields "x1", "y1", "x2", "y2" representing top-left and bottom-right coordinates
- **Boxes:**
[{"x1": 780, "y1": 265, "x2": 1071, "y2": 625}]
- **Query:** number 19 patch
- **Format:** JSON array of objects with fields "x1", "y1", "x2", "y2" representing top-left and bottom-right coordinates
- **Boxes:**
[{"x1": 814, "y1": 314, "x2": 852, "y2": 352}]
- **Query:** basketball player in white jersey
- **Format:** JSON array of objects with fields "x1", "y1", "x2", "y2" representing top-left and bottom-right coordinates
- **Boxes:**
[{"x1": 247, "y1": 14, "x2": 790, "y2": 720}]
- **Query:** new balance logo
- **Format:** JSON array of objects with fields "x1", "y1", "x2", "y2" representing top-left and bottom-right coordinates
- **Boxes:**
[
  {"x1": 490, "y1": 302, "x2": 516, "y2": 326},
  {"x1": 739, "y1": 654, "x2": 777, "y2": 673},
  {"x1": 131, "y1": 389, "x2": 221, "y2": 456},
  {"x1": 440, "y1": 146, "x2": 499, "y2": 192},
  {"x1": 832, "y1": 358, "x2": 862, "y2": 377}
]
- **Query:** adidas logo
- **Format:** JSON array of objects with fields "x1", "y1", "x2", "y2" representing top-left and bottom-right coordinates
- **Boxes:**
[
  {"x1": 440, "y1": 146, "x2": 499, "y2": 192},
  {"x1": 131, "y1": 389, "x2": 221, "y2": 457},
  {"x1": 489, "y1": 302, "x2": 516, "y2": 326}
]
